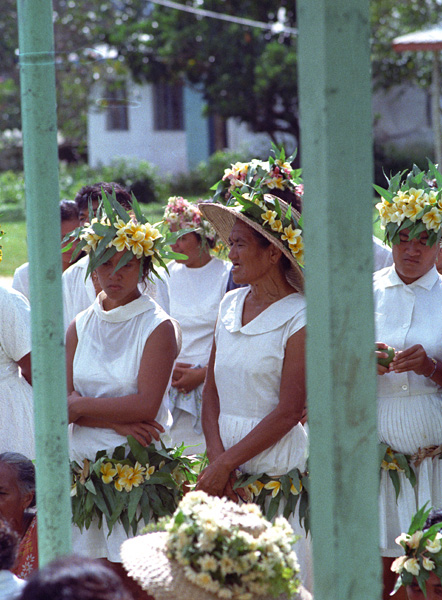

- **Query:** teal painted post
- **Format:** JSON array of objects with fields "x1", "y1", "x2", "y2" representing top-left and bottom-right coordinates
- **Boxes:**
[
  {"x1": 16, "y1": 0, "x2": 72, "y2": 564},
  {"x1": 297, "y1": 1, "x2": 381, "y2": 599},
  {"x1": 184, "y1": 85, "x2": 210, "y2": 170}
]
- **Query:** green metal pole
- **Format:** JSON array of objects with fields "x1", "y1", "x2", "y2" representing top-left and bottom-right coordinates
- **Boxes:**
[
  {"x1": 297, "y1": 1, "x2": 381, "y2": 599},
  {"x1": 16, "y1": 0, "x2": 71, "y2": 564}
]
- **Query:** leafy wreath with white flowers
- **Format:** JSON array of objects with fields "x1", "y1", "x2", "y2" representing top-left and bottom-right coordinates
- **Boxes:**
[
  {"x1": 391, "y1": 503, "x2": 442, "y2": 596},
  {"x1": 63, "y1": 189, "x2": 186, "y2": 280},
  {"x1": 374, "y1": 161, "x2": 442, "y2": 247},
  {"x1": 70, "y1": 436, "x2": 203, "y2": 536},
  {"x1": 155, "y1": 491, "x2": 301, "y2": 600}
]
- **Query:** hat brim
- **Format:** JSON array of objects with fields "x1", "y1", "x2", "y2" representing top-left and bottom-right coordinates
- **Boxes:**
[
  {"x1": 198, "y1": 200, "x2": 304, "y2": 293},
  {"x1": 121, "y1": 532, "x2": 312, "y2": 600}
]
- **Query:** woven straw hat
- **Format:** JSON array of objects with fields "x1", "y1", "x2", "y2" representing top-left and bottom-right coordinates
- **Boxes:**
[
  {"x1": 121, "y1": 531, "x2": 313, "y2": 600},
  {"x1": 198, "y1": 197, "x2": 304, "y2": 293}
]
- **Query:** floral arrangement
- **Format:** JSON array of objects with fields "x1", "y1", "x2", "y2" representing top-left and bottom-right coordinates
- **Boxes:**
[
  {"x1": 162, "y1": 491, "x2": 301, "y2": 600},
  {"x1": 234, "y1": 467, "x2": 310, "y2": 534},
  {"x1": 380, "y1": 443, "x2": 417, "y2": 501},
  {"x1": 374, "y1": 161, "x2": 442, "y2": 247},
  {"x1": 163, "y1": 196, "x2": 217, "y2": 245},
  {"x1": 391, "y1": 504, "x2": 442, "y2": 596},
  {"x1": 70, "y1": 436, "x2": 203, "y2": 536},
  {"x1": 64, "y1": 189, "x2": 186, "y2": 279},
  {"x1": 211, "y1": 145, "x2": 303, "y2": 205}
]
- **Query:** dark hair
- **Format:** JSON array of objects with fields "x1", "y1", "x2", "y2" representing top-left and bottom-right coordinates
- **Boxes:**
[
  {"x1": 0, "y1": 518, "x2": 20, "y2": 571},
  {"x1": 74, "y1": 182, "x2": 132, "y2": 212},
  {"x1": 19, "y1": 555, "x2": 133, "y2": 600},
  {"x1": 60, "y1": 200, "x2": 79, "y2": 222},
  {"x1": 0, "y1": 453, "x2": 36, "y2": 508},
  {"x1": 270, "y1": 188, "x2": 303, "y2": 213},
  {"x1": 424, "y1": 509, "x2": 442, "y2": 530}
]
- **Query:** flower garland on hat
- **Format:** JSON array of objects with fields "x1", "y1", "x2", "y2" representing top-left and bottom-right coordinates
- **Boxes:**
[
  {"x1": 164, "y1": 196, "x2": 217, "y2": 245},
  {"x1": 211, "y1": 145, "x2": 303, "y2": 204},
  {"x1": 65, "y1": 189, "x2": 185, "y2": 279},
  {"x1": 160, "y1": 491, "x2": 301, "y2": 600},
  {"x1": 229, "y1": 190, "x2": 304, "y2": 267},
  {"x1": 374, "y1": 161, "x2": 442, "y2": 247},
  {"x1": 391, "y1": 503, "x2": 442, "y2": 596}
]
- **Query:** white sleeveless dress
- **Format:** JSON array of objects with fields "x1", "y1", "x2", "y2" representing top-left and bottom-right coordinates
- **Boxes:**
[{"x1": 70, "y1": 292, "x2": 175, "y2": 561}]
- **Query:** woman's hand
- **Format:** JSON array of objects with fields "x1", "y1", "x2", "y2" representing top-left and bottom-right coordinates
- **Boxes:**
[
  {"x1": 375, "y1": 342, "x2": 392, "y2": 376},
  {"x1": 195, "y1": 457, "x2": 232, "y2": 498},
  {"x1": 67, "y1": 390, "x2": 82, "y2": 423},
  {"x1": 172, "y1": 363, "x2": 206, "y2": 393},
  {"x1": 391, "y1": 344, "x2": 435, "y2": 376},
  {"x1": 112, "y1": 420, "x2": 164, "y2": 447}
]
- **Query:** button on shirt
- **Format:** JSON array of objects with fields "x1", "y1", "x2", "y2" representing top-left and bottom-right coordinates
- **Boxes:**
[{"x1": 374, "y1": 265, "x2": 442, "y2": 398}]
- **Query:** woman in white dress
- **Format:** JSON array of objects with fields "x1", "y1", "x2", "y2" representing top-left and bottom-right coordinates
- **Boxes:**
[
  {"x1": 375, "y1": 165, "x2": 442, "y2": 599},
  {"x1": 160, "y1": 197, "x2": 230, "y2": 454},
  {"x1": 194, "y1": 193, "x2": 312, "y2": 590},
  {"x1": 65, "y1": 195, "x2": 181, "y2": 594},
  {"x1": 0, "y1": 228, "x2": 34, "y2": 459}
]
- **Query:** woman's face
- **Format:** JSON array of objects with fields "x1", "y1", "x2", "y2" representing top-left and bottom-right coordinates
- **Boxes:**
[
  {"x1": 392, "y1": 229, "x2": 439, "y2": 284},
  {"x1": 170, "y1": 230, "x2": 207, "y2": 268},
  {"x1": 228, "y1": 220, "x2": 275, "y2": 285},
  {"x1": 95, "y1": 251, "x2": 141, "y2": 309},
  {"x1": 407, "y1": 572, "x2": 442, "y2": 599},
  {"x1": 0, "y1": 463, "x2": 33, "y2": 535}
]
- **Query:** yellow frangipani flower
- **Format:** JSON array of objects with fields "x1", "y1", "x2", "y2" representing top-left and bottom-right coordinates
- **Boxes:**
[
  {"x1": 290, "y1": 479, "x2": 303, "y2": 495},
  {"x1": 114, "y1": 463, "x2": 131, "y2": 491},
  {"x1": 281, "y1": 225, "x2": 302, "y2": 245},
  {"x1": 100, "y1": 462, "x2": 117, "y2": 484},
  {"x1": 247, "y1": 480, "x2": 264, "y2": 497},
  {"x1": 144, "y1": 463, "x2": 156, "y2": 480},
  {"x1": 265, "y1": 176, "x2": 285, "y2": 190},
  {"x1": 112, "y1": 230, "x2": 129, "y2": 252},
  {"x1": 264, "y1": 480, "x2": 281, "y2": 498},
  {"x1": 261, "y1": 210, "x2": 277, "y2": 226},
  {"x1": 422, "y1": 207, "x2": 442, "y2": 232},
  {"x1": 403, "y1": 202, "x2": 423, "y2": 222},
  {"x1": 271, "y1": 219, "x2": 283, "y2": 233},
  {"x1": 407, "y1": 187, "x2": 425, "y2": 203}
]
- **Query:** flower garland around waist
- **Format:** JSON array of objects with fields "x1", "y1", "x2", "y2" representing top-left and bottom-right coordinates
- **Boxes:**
[
  {"x1": 233, "y1": 467, "x2": 310, "y2": 534},
  {"x1": 70, "y1": 436, "x2": 203, "y2": 536}
]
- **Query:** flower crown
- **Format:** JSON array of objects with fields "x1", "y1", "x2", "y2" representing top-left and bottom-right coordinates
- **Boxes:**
[
  {"x1": 65, "y1": 190, "x2": 185, "y2": 279},
  {"x1": 211, "y1": 145, "x2": 303, "y2": 204},
  {"x1": 160, "y1": 490, "x2": 300, "y2": 600},
  {"x1": 164, "y1": 196, "x2": 217, "y2": 244},
  {"x1": 374, "y1": 161, "x2": 442, "y2": 247},
  {"x1": 391, "y1": 504, "x2": 442, "y2": 596},
  {"x1": 229, "y1": 190, "x2": 304, "y2": 267}
]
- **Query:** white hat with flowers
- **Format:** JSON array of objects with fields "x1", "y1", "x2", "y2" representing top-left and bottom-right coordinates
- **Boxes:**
[
  {"x1": 64, "y1": 189, "x2": 186, "y2": 280},
  {"x1": 121, "y1": 491, "x2": 311, "y2": 600},
  {"x1": 163, "y1": 196, "x2": 218, "y2": 245},
  {"x1": 390, "y1": 503, "x2": 442, "y2": 596},
  {"x1": 375, "y1": 161, "x2": 442, "y2": 247},
  {"x1": 199, "y1": 192, "x2": 304, "y2": 293}
]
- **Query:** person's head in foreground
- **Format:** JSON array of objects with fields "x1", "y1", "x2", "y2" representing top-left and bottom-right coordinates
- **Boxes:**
[
  {"x1": 163, "y1": 196, "x2": 218, "y2": 268},
  {"x1": 121, "y1": 490, "x2": 312, "y2": 600},
  {"x1": 391, "y1": 504, "x2": 442, "y2": 599},
  {"x1": 0, "y1": 517, "x2": 20, "y2": 571},
  {"x1": 18, "y1": 555, "x2": 133, "y2": 600},
  {"x1": 199, "y1": 190, "x2": 304, "y2": 294},
  {"x1": 0, "y1": 453, "x2": 35, "y2": 538},
  {"x1": 375, "y1": 162, "x2": 442, "y2": 285}
]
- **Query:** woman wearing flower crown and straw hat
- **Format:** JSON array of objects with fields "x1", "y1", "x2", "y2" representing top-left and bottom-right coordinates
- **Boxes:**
[
  {"x1": 0, "y1": 227, "x2": 34, "y2": 460},
  {"x1": 193, "y1": 185, "x2": 312, "y2": 590},
  {"x1": 159, "y1": 196, "x2": 230, "y2": 454},
  {"x1": 65, "y1": 193, "x2": 183, "y2": 589},
  {"x1": 374, "y1": 163, "x2": 442, "y2": 599}
]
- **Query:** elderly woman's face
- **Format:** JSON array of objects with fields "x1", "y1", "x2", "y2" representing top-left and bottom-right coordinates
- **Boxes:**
[
  {"x1": 228, "y1": 220, "x2": 274, "y2": 285},
  {"x1": 0, "y1": 463, "x2": 33, "y2": 534},
  {"x1": 392, "y1": 229, "x2": 439, "y2": 284}
]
